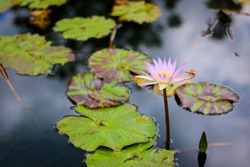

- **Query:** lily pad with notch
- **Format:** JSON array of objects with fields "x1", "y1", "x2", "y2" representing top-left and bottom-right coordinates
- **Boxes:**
[
  {"x1": 175, "y1": 82, "x2": 239, "y2": 115},
  {"x1": 111, "y1": 1, "x2": 161, "y2": 24},
  {"x1": 56, "y1": 104, "x2": 157, "y2": 152},
  {"x1": 66, "y1": 73, "x2": 130, "y2": 108},
  {"x1": 0, "y1": 33, "x2": 74, "y2": 75},
  {"x1": 54, "y1": 16, "x2": 115, "y2": 41},
  {"x1": 89, "y1": 48, "x2": 151, "y2": 82},
  {"x1": 86, "y1": 139, "x2": 176, "y2": 167}
]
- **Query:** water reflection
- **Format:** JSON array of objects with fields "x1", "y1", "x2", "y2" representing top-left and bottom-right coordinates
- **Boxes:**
[{"x1": 1, "y1": 0, "x2": 250, "y2": 166}]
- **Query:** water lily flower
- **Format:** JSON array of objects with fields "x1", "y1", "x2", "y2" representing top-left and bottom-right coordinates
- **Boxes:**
[{"x1": 136, "y1": 57, "x2": 195, "y2": 90}]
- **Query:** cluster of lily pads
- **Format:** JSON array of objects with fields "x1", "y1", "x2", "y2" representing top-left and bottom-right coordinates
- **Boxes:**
[{"x1": 0, "y1": 0, "x2": 240, "y2": 166}]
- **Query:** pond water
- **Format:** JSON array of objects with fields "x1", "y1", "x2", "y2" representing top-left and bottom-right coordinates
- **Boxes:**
[{"x1": 1, "y1": 0, "x2": 250, "y2": 166}]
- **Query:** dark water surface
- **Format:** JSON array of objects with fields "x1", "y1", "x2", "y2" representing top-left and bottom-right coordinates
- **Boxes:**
[{"x1": 1, "y1": 0, "x2": 250, "y2": 166}]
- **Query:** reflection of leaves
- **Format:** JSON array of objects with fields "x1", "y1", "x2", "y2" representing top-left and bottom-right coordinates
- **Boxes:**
[
  {"x1": 66, "y1": 73, "x2": 130, "y2": 108},
  {"x1": 54, "y1": 16, "x2": 115, "y2": 41},
  {"x1": 89, "y1": 48, "x2": 151, "y2": 82},
  {"x1": 86, "y1": 141, "x2": 176, "y2": 167},
  {"x1": 206, "y1": 0, "x2": 242, "y2": 11},
  {"x1": 0, "y1": 33, "x2": 74, "y2": 75},
  {"x1": 19, "y1": 0, "x2": 67, "y2": 9},
  {"x1": 167, "y1": 13, "x2": 182, "y2": 28},
  {"x1": 56, "y1": 104, "x2": 157, "y2": 152},
  {"x1": 175, "y1": 82, "x2": 239, "y2": 115},
  {"x1": 111, "y1": 1, "x2": 161, "y2": 24}
]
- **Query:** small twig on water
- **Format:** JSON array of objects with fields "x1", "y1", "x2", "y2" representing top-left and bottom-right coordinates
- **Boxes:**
[
  {"x1": 0, "y1": 64, "x2": 40, "y2": 128},
  {"x1": 109, "y1": 24, "x2": 122, "y2": 48},
  {"x1": 0, "y1": 64, "x2": 21, "y2": 101}
]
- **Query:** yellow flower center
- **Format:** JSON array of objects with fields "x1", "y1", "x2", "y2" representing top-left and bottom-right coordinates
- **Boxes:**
[{"x1": 154, "y1": 70, "x2": 172, "y2": 82}]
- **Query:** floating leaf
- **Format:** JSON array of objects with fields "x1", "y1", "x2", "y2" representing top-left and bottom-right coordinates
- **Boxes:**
[
  {"x1": 66, "y1": 73, "x2": 130, "y2": 108},
  {"x1": 0, "y1": 33, "x2": 74, "y2": 75},
  {"x1": 175, "y1": 82, "x2": 239, "y2": 115},
  {"x1": 199, "y1": 131, "x2": 208, "y2": 153},
  {"x1": 0, "y1": 0, "x2": 20, "y2": 13},
  {"x1": 19, "y1": 0, "x2": 67, "y2": 9},
  {"x1": 54, "y1": 16, "x2": 115, "y2": 41},
  {"x1": 56, "y1": 104, "x2": 157, "y2": 151},
  {"x1": 29, "y1": 9, "x2": 52, "y2": 30},
  {"x1": 89, "y1": 48, "x2": 151, "y2": 82},
  {"x1": 86, "y1": 141, "x2": 176, "y2": 167},
  {"x1": 110, "y1": 1, "x2": 161, "y2": 24}
]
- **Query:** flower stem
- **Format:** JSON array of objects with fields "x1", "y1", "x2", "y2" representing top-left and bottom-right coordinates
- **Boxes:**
[{"x1": 163, "y1": 88, "x2": 170, "y2": 149}]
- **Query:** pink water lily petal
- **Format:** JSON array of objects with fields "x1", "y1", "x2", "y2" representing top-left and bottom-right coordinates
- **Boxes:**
[
  {"x1": 172, "y1": 63, "x2": 186, "y2": 78},
  {"x1": 135, "y1": 56, "x2": 195, "y2": 89},
  {"x1": 139, "y1": 81, "x2": 158, "y2": 87}
]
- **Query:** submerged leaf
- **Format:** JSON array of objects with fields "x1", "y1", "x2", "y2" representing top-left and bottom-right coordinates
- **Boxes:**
[
  {"x1": 89, "y1": 48, "x2": 151, "y2": 82},
  {"x1": 56, "y1": 104, "x2": 157, "y2": 151},
  {"x1": 66, "y1": 73, "x2": 130, "y2": 108},
  {"x1": 111, "y1": 1, "x2": 161, "y2": 24},
  {"x1": 175, "y1": 82, "x2": 239, "y2": 115},
  {"x1": 199, "y1": 131, "x2": 208, "y2": 153},
  {"x1": 19, "y1": 0, "x2": 67, "y2": 9},
  {"x1": 54, "y1": 16, "x2": 115, "y2": 41},
  {"x1": 86, "y1": 141, "x2": 176, "y2": 167},
  {"x1": 0, "y1": 33, "x2": 74, "y2": 75}
]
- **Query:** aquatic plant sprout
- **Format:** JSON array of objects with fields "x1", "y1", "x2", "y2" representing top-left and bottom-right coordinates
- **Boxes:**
[{"x1": 136, "y1": 57, "x2": 194, "y2": 90}]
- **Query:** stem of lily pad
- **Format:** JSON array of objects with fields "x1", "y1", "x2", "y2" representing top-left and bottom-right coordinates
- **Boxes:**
[
  {"x1": 109, "y1": 24, "x2": 122, "y2": 48},
  {"x1": 163, "y1": 88, "x2": 171, "y2": 149}
]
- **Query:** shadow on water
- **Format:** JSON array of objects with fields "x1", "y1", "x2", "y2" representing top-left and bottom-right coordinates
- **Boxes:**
[{"x1": 1, "y1": 0, "x2": 250, "y2": 166}]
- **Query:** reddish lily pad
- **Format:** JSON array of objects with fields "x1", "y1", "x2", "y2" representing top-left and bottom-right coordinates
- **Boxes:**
[
  {"x1": 86, "y1": 141, "x2": 176, "y2": 167},
  {"x1": 0, "y1": 33, "x2": 74, "y2": 75},
  {"x1": 175, "y1": 82, "x2": 239, "y2": 115},
  {"x1": 56, "y1": 104, "x2": 157, "y2": 151},
  {"x1": 54, "y1": 16, "x2": 115, "y2": 41},
  {"x1": 89, "y1": 48, "x2": 151, "y2": 82},
  {"x1": 110, "y1": 1, "x2": 161, "y2": 24},
  {"x1": 66, "y1": 73, "x2": 130, "y2": 108}
]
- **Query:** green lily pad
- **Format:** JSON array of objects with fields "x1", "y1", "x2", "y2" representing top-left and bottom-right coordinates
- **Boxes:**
[
  {"x1": 19, "y1": 0, "x2": 67, "y2": 9},
  {"x1": 0, "y1": 33, "x2": 74, "y2": 75},
  {"x1": 56, "y1": 104, "x2": 157, "y2": 151},
  {"x1": 86, "y1": 141, "x2": 176, "y2": 167},
  {"x1": 54, "y1": 16, "x2": 115, "y2": 41},
  {"x1": 89, "y1": 48, "x2": 151, "y2": 82},
  {"x1": 110, "y1": 1, "x2": 161, "y2": 24},
  {"x1": 66, "y1": 73, "x2": 130, "y2": 108},
  {"x1": 0, "y1": 0, "x2": 20, "y2": 13},
  {"x1": 175, "y1": 82, "x2": 239, "y2": 115}
]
